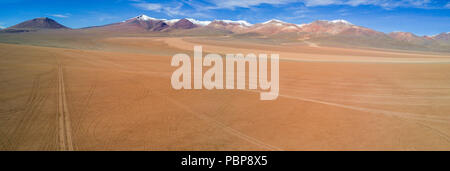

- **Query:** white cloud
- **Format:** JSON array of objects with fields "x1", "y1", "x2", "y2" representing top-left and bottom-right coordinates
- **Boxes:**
[
  {"x1": 201, "y1": 0, "x2": 435, "y2": 9},
  {"x1": 205, "y1": 0, "x2": 294, "y2": 9},
  {"x1": 343, "y1": 0, "x2": 432, "y2": 9},
  {"x1": 303, "y1": 0, "x2": 341, "y2": 6},
  {"x1": 133, "y1": 3, "x2": 163, "y2": 11},
  {"x1": 133, "y1": 2, "x2": 184, "y2": 16},
  {"x1": 133, "y1": 1, "x2": 209, "y2": 17},
  {"x1": 130, "y1": 0, "x2": 443, "y2": 18},
  {"x1": 303, "y1": 0, "x2": 434, "y2": 9},
  {"x1": 163, "y1": 3, "x2": 185, "y2": 16},
  {"x1": 50, "y1": 14, "x2": 69, "y2": 18},
  {"x1": 445, "y1": 2, "x2": 450, "y2": 8}
]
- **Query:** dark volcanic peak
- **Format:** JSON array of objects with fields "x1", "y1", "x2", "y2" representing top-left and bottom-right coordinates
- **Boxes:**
[
  {"x1": 171, "y1": 19, "x2": 197, "y2": 29},
  {"x1": 8, "y1": 17, "x2": 69, "y2": 29}
]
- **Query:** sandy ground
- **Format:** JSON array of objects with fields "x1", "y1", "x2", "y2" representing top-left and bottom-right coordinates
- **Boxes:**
[{"x1": 0, "y1": 36, "x2": 450, "y2": 151}]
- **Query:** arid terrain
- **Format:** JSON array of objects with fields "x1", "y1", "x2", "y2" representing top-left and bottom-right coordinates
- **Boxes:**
[{"x1": 1, "y1": 32, "x2": 450, "y2": 151}]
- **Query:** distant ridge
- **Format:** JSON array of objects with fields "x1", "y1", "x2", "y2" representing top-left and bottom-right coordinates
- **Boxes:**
[
  {"x1": 81, "y1": 15, "x2": 448, "y2": 38},
  {"x1": 3, "y1": 15, "x2": 450, "y2": 52}
]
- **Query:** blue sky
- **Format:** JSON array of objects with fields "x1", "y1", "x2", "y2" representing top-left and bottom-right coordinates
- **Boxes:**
[{"x1": 0, "y1": 0, "x2": 449, "y2": 36}]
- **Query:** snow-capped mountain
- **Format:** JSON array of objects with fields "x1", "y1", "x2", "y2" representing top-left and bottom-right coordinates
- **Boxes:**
[
  {"x1": 4, "y1": 15, "x2": 449, "y2": 52},
  {"x1": 329, "y1": 19, "x2": 353, "y2": 25},
  {"x1": 128, "y1": 15, "x2": 211, "y2": 26},
  {"x1": 216, "y1": 20, "x2": 252, "y2": 27},
  {"x1": 128, "y1": 15, "x2": 179, "y2": 25},
  {"x1": 207, "y1": 20, "x2": 252, "y2": 33},
  {"x1": 185, "y1": 18, "x2": 211, "y2": 26},
  {"x1": 78, "y1": 15, "x2": 449, "y2": 49},
  {"x1": 262, "y1": 19, "x2": 288, "y2": 25},
  {"x1": 94, "y1": 15, "x2": 209, "y2": 31},
  {"x1": 245, "y1": 19, "x2": 302, "y2": 34},
  {"x1": 115, "y1": 16, "x2": 376, "y2": 36},
  {"x1": 162, "y1": 19, "x2": 181, "y2": 25},
  {"x1": 118, "y1": 15, "x2": 169, "y2": 31},
  {"x1": 133, "y1": 14, "x2": 157, "y2": 21},
  {"x1": 299, "y1": 20, "x2": 361, "y2": 35}
]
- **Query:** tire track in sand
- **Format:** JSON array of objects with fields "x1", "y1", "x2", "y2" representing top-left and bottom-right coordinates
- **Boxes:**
[
  {"x1": 57, "y1": 63, "x2": 74, "y2": 151},
  {"x1": 162, "y1": 95, "x2": 283, "y2": 151}
]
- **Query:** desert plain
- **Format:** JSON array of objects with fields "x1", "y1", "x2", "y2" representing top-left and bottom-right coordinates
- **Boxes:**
[{"x1": 0, "y1": 31, "x2": 450, "y2": 151}]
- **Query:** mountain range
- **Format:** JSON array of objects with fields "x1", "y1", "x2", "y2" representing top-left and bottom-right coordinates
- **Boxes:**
[{"x1": 1, "y1": 15, "x2": 450, "y2": 52}]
